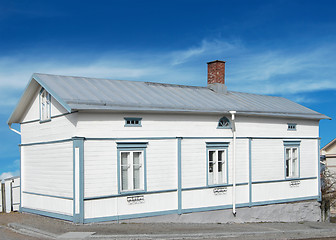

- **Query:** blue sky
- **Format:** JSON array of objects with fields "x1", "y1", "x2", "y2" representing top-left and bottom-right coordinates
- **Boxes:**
[{"x1": 1, "y1": 0, "x2": 335, "y2": 179}]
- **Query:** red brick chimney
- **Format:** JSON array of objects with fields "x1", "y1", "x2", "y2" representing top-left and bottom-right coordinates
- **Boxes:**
[{"x1": 207, "y1": 60, "x2": 226, "y2": 85}]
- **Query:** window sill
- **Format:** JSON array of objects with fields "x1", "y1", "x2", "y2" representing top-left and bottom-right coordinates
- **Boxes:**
[
  {"x1": 207, "y1": 184, "x2": 229, "y2": 188},
  {"x1": 285, "y1": 177, "x2": 300, "y2": 180},
  {"x1": 124, "y1": 125, "x2": 142, "y2": 127},
  {"x1": 119, "y1": 190, "x2": 146, "y2": 196},
  {"x1": 39, "y1": 119, "x2": 51, "y2": 124}
]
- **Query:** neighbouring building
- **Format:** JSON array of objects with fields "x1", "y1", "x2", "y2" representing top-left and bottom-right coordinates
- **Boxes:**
[
  {"x1": 7, "y1": 60, "x2": 330, "y2": 223},
  {"x1": 321, "y1": 138, "x2": 336, "y2": 174}
]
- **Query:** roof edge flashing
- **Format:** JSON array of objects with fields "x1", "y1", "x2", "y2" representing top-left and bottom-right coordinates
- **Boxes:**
[{"x1": 32, "y1": 73, "x2": 72, "y2": 113}]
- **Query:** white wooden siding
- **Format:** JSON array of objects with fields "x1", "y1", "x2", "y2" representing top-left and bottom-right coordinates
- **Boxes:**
[
  {"x1": 21, "y1": 88, "x2": 40, "y2": 123},
  {"x1": 22, "y1": 142, "x2": 73, "y2": 198},
  {"x1": 77, "y1": 113, "x2": 234, "y2": 138},
  {"x1": 181, "y1": 139, "x2": 249, "y2": 188},
  {"x1": 182, "y1": 185, "x2": 248, "y2": 210},
  {"x1": 146, "y1": 140, "x2": 177, "y2": 191},
  {"x1": 84, "y1": 139, "x2": 177, "y2": 198},
  {"x1": 76, "y1": 113, "x2": 319, "y2": 139},
  {"x1": 21, "y1": 113, "x2": 77, "y2": 144},
  {"x1": 237, "y1": 116, "x2": 319, "y2": 138},
  {"x1": 22, "y1": 193, "x2": 73, "y2": 216},
  {"x1": 181, "y1": 139, "x2": 207, "y2": 188},
  {"x1": 252, "y1": 139, "x2": 318, "y2": 182},
  {"x1": 252, "y1": 179, "x2": 318, "y2": 202},
  {"x1": 84, "y1": 192, "x2": 177, "y2": 219},
  {"x1": 84, "y1": 141, "x2": 117, "y2": 198},
  {"x1": 22, "y1": 89, "x2": 68, "y2": 123},
  {"x1": 300, "y1": 140, "x2": 318, "y2": 178},
  {"x1": 252, "y1": 139, "x2": 284, "y2": 182}
]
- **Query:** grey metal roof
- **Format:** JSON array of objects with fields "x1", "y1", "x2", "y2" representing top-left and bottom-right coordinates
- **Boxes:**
[{"x1": 7, "y1": 73, "x2": 330, "y2": 125}]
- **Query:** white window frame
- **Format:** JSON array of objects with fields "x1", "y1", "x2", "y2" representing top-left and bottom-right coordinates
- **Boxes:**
[
  {"x1": 117, "y1": 142, "x2": 147, "y2": 194},
  {"x1": 206, "y1": 142, "x2": 229, "y2": 186},
  {"x1": 39, "y1": 88, "x2": 51, "y2": 122},
  {"x1": 284, "y1": 141, "x2": 300, "y2": 179}
]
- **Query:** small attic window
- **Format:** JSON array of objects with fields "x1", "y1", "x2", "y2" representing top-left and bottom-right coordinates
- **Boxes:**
[
  {"x1": 124, "y1": 117, "x2": 142, "y2": 127},
  {"x1": 217, "y1": 117, "x2": 231, "y2": 129},
  {"x1": 39, "y1": 88, "x2": 51, "y2": 122},
  {"x1": 288, "y1": 123, "x2": 297, "y2": 131}
]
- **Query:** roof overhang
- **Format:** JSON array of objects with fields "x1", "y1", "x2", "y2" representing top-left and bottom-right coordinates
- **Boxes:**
[{"x1": 69, "y1": 106, "x2": 330, "y2": 120}]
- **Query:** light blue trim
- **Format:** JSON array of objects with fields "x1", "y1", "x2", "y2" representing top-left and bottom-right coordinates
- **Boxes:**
[
  {"x1": 251, "y1": 196, "x2": 319, "y2": 206},
  {"x1": 89, "y1": 137, "x2": 177, "y2": 141},
  {"x1": 21, "y1": 207, "x2": 73, "y2": 221},
  {"x1": 252, "y1": 137, "x2": 318, "y2": 140},
  {"x1": 252, "y1": 177, "x2": 317, "y2": 184},
  {"x1": 217, "y1": 117, "x2": 231, "y2": 129},
  {"x1": 116, "y1": 142, "x2": 148, "y2": 149},
  {"x1": 32, "y1": 74, "x2": 72, "y2": 113},
  {"x1": 22, "y1": 191, "x2": 73, "y2": 200},
  {"x1": 117, "y1": 143, "x2": 148, "y2": 194},
  {"x1": 85, "y1": 136, "x2": 320, "y2": 141},
  {"x1": 20, "y1": 138, "x2": 73, "y2": 147},
  {"x1": 182, "y1": 203, "x2": 250, "y2": 214},
  {"x1": 39, "y1": 88, "x2": 51, "y2": 123},
  {"x1": 84, "y1": 210, "x2": 178, "y2": 223},
  {"x1": 318, "y1": 139, "x2": 322, "y2": 202},
  {"x1": 284, "y1": 141, "x2": 301, "y2": 146},
  {"x1": 284, "y1": 141, "x2": 301, "y2": 179},
  {"x1": 182, "y1": 182, "x2": 248, "y2": 191},
  {"x1": 124, "y1": 117, "x2": 142, "y2": 127},
  {"x1": 287, "y1": 123, "x2": 297, "y2": 131},
  {"x1": 206, "y1": 142, "x2": 230, "y2": 148},
  {"x1": 177, "y1": 137, "x2": 182, "y2": 215},
  {"x1": 84, "y1": 189, "x2": 177, "y2": 201},
  {"x1": 73, "y1": 137, "x2": 84, "y2": 224},
  {"x1": 249, "y1": 138, "x2": 252, "y2": 207},
  {"x1": 206, "y1": 142, "x2": 229, "y2": 186}
]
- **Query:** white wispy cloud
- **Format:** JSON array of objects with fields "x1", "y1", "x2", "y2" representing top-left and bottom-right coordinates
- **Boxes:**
[
  {"x1": 0, "y1": 39, "x2": 335, "y2": 107},
  {"x1": 170, "y1": 39, "x2": 242, "y2": 65},
  {"x1": 0, "y1": 170, "x2": 19, "y2": 181}
]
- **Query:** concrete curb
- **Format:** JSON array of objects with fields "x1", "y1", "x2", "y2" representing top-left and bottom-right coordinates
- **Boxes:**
[
  {"x1": 8, "y1": 223, "x2": 57, "y2": 239},
  {"x1": 91, "y1": 228, "x2": 336, "y2": 239}
]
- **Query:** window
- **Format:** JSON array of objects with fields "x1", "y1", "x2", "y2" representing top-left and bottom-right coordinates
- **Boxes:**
[
  {"x1": 288, "y1": 123, "x2": 297, "y2": 131},
  {"x1": 117, "y1": 142, "x2": 147, "y2": 193},
  {"x1": 206, "y1": 142, "x2": 229, "y2": 185},
  {"x1": 284, "y1": 141, "x2": 300, "y2": 179},
  {"x1": 39, "y1": 88, "x2": 51, "y2": 122},
  {"x1": 124, "y1": 117, "x2": 142, "y2": 127},
  {"x1": 217, "y1": 117, "x2": 231, "y2": 129}
]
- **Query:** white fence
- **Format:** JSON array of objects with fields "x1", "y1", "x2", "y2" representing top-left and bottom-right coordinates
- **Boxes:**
[{"x1": 1, "y1": 176, "x2": 20, "y2": 213}]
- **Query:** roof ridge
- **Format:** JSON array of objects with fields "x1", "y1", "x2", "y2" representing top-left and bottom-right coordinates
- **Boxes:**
[{"x1": 33, "y1": 73, "x2": 206, "y2": 89}]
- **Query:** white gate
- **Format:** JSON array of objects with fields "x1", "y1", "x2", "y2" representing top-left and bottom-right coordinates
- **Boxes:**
[
  {"x1": 1, "y1": 176, "x2": 20, "y2": 213},
  {"x1": 11, "y1": 177, "x2": 20, "y2": 211}
]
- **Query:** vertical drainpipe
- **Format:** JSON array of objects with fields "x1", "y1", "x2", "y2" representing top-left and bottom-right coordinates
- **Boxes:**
[{"x1": 229, "y1": 111, "x2": 237, "y2": 216}]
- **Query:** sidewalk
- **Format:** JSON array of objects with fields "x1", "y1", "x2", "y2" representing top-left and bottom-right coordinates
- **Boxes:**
[{"x1": 1, "y1": 212, "x2": 336, "y2": 239}]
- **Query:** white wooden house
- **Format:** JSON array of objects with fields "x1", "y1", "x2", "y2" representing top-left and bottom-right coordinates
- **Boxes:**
[{"x1": 8, "y1": 60, "x2": 330, "y2": 223}]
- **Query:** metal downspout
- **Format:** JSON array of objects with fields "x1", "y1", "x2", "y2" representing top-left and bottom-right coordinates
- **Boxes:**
[
  {"x1": 229, "y1": 111, "x2": 237, "y2": 216},
  {"x1": 8, "y1": 124, "x2": 21, "y2": 135}
]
